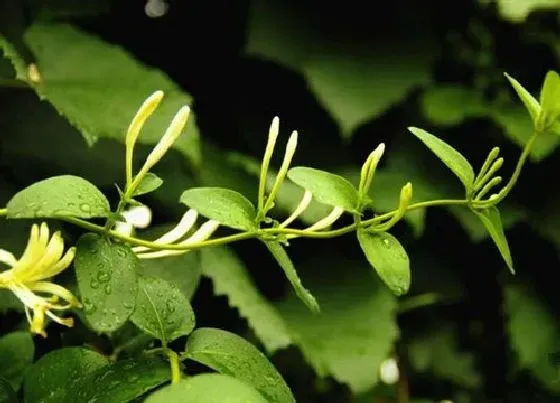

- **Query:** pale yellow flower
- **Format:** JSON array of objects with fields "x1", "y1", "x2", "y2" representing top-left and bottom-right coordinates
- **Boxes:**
[{"x1": 0, "y1": 222, "x2": 81, "y2": 337}]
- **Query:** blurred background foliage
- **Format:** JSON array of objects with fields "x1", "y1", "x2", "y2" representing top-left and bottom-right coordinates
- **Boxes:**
[{"x1": 0, "y1": 0, "x2": 559, "y2": 402}]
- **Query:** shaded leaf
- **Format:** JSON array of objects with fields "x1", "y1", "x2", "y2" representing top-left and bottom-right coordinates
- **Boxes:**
[
  {"x1": 408, "y1": 127, "x2": 475, "y2": 192},
  {"x1": 357, "y1": 230, "x2": 411, "y2": 296},
  {"x1": 0, "y1": 23, "x2": 200, "y2": 167},
  {"x1": 145, "y1": 373, "x2": 267, "y2": 403},
  {"x1": 200, "y1": 246, "x2": 292, "y2": 352},
  {"x1": 131, "y1": 276, "x2": 196, "y2": 343},
  {"x1": 185, "y1": 328, "x2": 295, "y2": 403},
  {"x1": 23, "y1": 347, "x2": 108, "y2": 403},
  {"x1": 134, "y1": 173, "x2": 164, "y2": 196},
  {"x1": 505, "y1": 284, "x2": 560, "y2": 392},
  {"x1": 287, "y1": 166, "x2": 358, "y2": 211},
  {"x1": 0, "y1": 378, "x2": 17, "y2": 403},
  {"x1": 6, "y1": 175, "x2": 110, "y2": 219},
  {"x1": 0, "y1": 331, "x2": 34, "y2": 390},
  {"x1": 74, "y1": 233, "x2": 138, "y2": 332},
  {"x1": 180, "y1": 187, "x2": 257, "y2": 231},
  {"x1": 472, "y1": 206, "x2": 514, "y2": 273},
  {"x1": 264, "y1": 241, "x2": 320, "y2": 313}
]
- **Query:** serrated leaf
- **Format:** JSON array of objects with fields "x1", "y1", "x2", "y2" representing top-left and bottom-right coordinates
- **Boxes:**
[
  {"x1": 23, "y1": 347, "x2": 108, "y2": 403},
  {"x1": 180, "y1": 187, "x2": 257, "y2": 231},
  {"x1": 6, "y1": 175, "x2": 110, "y2": 219},
  {"x1": 0, "y1": 23, "x2": 200, "y2": 167},
  {"x1": 357, "y1": 230, "x2": 410, "y2": 296},
  {"x1": 134, "y1": 173, "x2": 164, "y2": 196},
  {"x1": 408, "y1": 326, "x2": 481, "y2": 388},
  {"x1": 0, "y1": 332, "x2": 34, "y2": 390},
  {"x1": 408, "y1": 127, "x2": 475, "y2": 192},
  {"x1": 504, "y1": 72, "x2": 541, "y2": 124},
  {"x1": 287, "y1": 166, "x2": 358, "y2": 211},
  {"x1": 264, "y1": 241, "x2": 320, "y2": 313},
  {"x1": 131, "y1": 276, "x2": 195, "y2": 343},
  {"x1": 472, "y1": 206, "x2": 514, "y2": 273},
  {"x1": 505, "y1": 284, "x2": 560, "y2": 392},
  {"x1": 200, "y1": 246, "x2": 292, "y2": 352},
  {"x1": 0, "y1": 378, "x2": 17, "y2": 403},
  {"x1": 185, "y1": 327, "x2": 295, "y2": 403},
  {"x1": 540, "y1": 70, "x2": 560, "y2": 127},
  {"x1": 146, "y1": 374, "x2": 268, "y2": 403},
  {"x1": 275, "y1": 257, "x2": 399, "y2": 393},
  {"x1": 74, "y1": 233, "x2": 138, "y2": 332}
]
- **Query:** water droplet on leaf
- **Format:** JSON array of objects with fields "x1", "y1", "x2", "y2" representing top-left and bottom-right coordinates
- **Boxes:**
[
  {"x1": 90, "y1": 279, "x2": 100, "y2": 289},
  {"x1": 104, "y1": 284, "x2": 112, "y2": 295}
]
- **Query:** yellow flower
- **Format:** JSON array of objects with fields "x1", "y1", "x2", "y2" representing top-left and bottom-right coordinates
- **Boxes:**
[{"x1": 0, "y1": 222, "x2": 81, "y2": 337}]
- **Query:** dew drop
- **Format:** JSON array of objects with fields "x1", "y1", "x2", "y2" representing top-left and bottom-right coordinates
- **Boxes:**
[
  {"x1": 123, "y1": 301, "x2": 134, "y2": 309},
  {"x1": 79, "y1": 203, "x2": 91, "y2": 213},
  {"x1": 165, "y1": 300, "x2": 176, "y2": 313},
  {"x1": 90, "y1": 279, "x2": 100, "y2": 289},
  {"x1": 115, "y1": 247, "x2": 128, "y2": 258},
  {"x1": 104, "y1": 284, "x2": 112, "y2": 295},
  {"x1": 97, "y1": 270, "x2": 111, "y2": 283},
  {"x1": 82, "y1": 299, "x2": 97, "y2": 314}
]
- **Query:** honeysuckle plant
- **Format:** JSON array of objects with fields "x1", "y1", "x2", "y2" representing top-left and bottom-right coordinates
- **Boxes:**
[{"x1": 0, "y1": 69, "x2": 558, "y2": 401}]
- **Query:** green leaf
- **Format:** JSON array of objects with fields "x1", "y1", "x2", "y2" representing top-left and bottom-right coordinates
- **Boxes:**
[
  {"x1": 6, "y1": 175, "x2": 110, "y2": 219},
  {"x1": 68, "y1": 355, "x2": 171, "y2": 402},
  {"x1": 130, "y1": 276, "x2": 196, "y2": 343},
  {"x1": 264, "y1": 241, "x2": 320, "y2": 313},
  {"x1": 357, "y1": 230, "x2": 410, "y2": 296},
  {"x1": 408, "y1": 326, "x2": 481, "y2": 388},
  {"x1": 74, "y1": 233, "x2": 138, "y2": 332},
  {"x1": 185, "y1": 327, "x2": 295, "y2": 403},
  {"x1": 146, "y1": 374, "x2": 268, "y2": 403},
  {"x1": 539, "y1": 70, "x2": 560, "y2": 127},
  {"x1": 200, "y1": 246, "x2": 292, "y2": 352},
  {"x1": 505, "y1": 284, "x2": 560, "y2": 392},
  {"x1": 491, "y1": 0, "x2": 560, "y2": 22},
  {"x1": 421, "y1": 85, "x2": 487, "y2": 126},
  {"x1": 472, "y1": 206, "x2": 514, "y2": 273},
  {"x1": 275, "y1": 257, "x2": 399, "y2": 393},
  {"x1": 0, "y1": 378, "x2": 17, "y2": 403},
  {"x1": 0, "y1": 331, "x2": 34, "y2": 390},
  {"x1": 134, "y1": 173, "x2": 164, "y2": 196},
  {"x1": 504, "y1": 72, "x2": 541, "y2": 124},
  {"x1": 408, "y1": 127, "x2": 475, "y2": 192},
  {"x1": 180, "y1": 187, "x2": 257, "y2": 231},
  {"x1": 0, "y1": 23, "x2": 200, "y2": 167},
  {"x1": 23, "y1": 347, "x2": 108, "y2": 403},
  {"x1": 287, "y1": 166, "x2": 358, "y2": 211}
]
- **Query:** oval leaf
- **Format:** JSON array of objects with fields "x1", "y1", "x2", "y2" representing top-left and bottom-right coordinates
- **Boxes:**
[
  {"x1": 539, "y1": 70, "x2": 560, "y2": 127},
  {"x1": 23, "y1": 347, "x2": 108, "y2": 403},
  {"x1": 180, "y1": 187, "x2": 257, "y2": 231},
  {"x1": 287, "y1": 166, "x2": 358, "y2": 211},
  {"x1": 131, "y1": 276, "x2": 196, "y2": 343},
  {"x1": 472, "y1": 206, "x2": 514, "y2": 273},
  {"x1": 6, "y1": 175, "x2": 110, "y2": 219},
  {"x1": 264, "y1": 241, "x2": 320, "y2": 313},
  {"x1": 0, "y1": 331, "x2": 34, "y2": 390},
  {"x1": 185, "y1": 327, "x2": 295, "y2": 403},
  {"x1": 357, "y1": 230, "x2": 410, "y2": 295},
  {"x1": 146, "y1": 374, "x2": 268, "y2": 403},
  {"x1": 408, "y1": 127, "x2": 475, "y2": 192},
  {"x1": 134, "y1": 173, "x2": 164, "y2": 196},
  {"x1": 74, "y1": 233, "x2": 138, "y2": 332}
]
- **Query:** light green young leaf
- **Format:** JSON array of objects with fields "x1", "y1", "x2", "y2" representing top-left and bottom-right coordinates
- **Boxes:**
[
  {"x1": 0, "y1": 378, "x2": 17, "y2": 403},
  {"x1": 134, "y1": 172, "x2": 164, "y2": 196},
  {"x1": 264, "y1": 241, "x2": 320, "y2": 313},
  {"x1": 408, "y1": 127, "x2": 475, "y2": 192},
  {"x1": 23, "y1": 347, "x2": 108, "y2": 403},
  {"x1": 472, "y1": 206, "x2": 514, "y2": 273},
  {"x1": 130, "y1": 276, "x2": 196, "y2": 343},
  {"x1": 74, "y1": 233, "x2": 138, "y2": 332},
  {"x1": 408, "y1": 326, "x2": 481, "y2": 388},
  {"x1": 0, "y1": 332, "x2": 34, "y2": 390},
  {"x1": 505, "y1": 284, "x2": 560, "y2": 392},
  {"x1": 275, "y1": 257, "x2": 399, "y2": 393},
  {"x1": 0, "y1": 23, "x2": 200, "y2": 167},
  {"x1": 504, "y1": 72, "x2": 541, "y2": 124},
  {"x1": 287, "y1": 166, "x2": 358, "y2": 211},
  {"x1": 180, "y1": 187, "x2": 257, "y2": 231},
  {"x1": 539, "y1": 70, "x2": 560, "y2": 128},
  {"x1": 200, "y1": 247, "x2": 292, "y2": 352},
  {"x1": 357, "y1": 230, "x2": 410, "y2": 296},
  {"x1": 6, "y1": 175, "x2": 110, "y2": 219},
  {"x1": 185, "y1": 328, "x2": 295, "y2": 403},
  {"x1": 146, "y1": 374, "x2": 268, "y2": 403}
]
